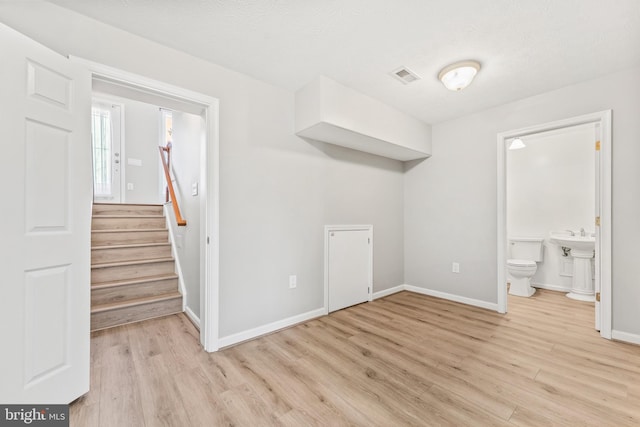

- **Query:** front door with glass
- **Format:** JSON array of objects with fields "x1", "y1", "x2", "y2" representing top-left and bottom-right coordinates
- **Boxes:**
[{"x1": 91, "y1": 100, "x2": 122, "y2": 202}]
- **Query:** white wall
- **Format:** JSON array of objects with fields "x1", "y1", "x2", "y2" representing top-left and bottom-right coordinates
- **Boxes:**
[
  {"x1": 93, "y1": 92, "x2": 161, "y2": 204},
  {"x1": 170, "y1": 111, "x2": 204, "y2": 318},
  {"x1": 0, "y1": 2, "x2": 405, "y2": 338},
  {"x1": 405, "y1": 66, "x2": 640, "y2": 336},
  {"x1": 507, "y1": 125, "x2": 595, "y2": 290}
]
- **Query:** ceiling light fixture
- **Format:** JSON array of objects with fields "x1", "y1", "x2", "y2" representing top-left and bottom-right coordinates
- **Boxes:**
[
  {"x1": 438, "y1": 60, "x2": 481, "y2": 91},
  {"x1": 509, "y1": 138, "x2": 526, "y2": 150}
]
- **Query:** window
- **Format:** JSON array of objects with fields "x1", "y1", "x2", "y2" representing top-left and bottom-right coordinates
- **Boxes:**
[{"x1": 91, "y1": 105, "x2": 112, "y2": 196}]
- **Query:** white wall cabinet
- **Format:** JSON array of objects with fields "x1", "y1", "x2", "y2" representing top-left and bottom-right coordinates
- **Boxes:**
[{"x1": 296, "y1": 76, "x2": 431, "y2": 161}]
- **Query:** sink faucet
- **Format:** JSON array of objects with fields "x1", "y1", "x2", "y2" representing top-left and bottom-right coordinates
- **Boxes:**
[
  {"x1": 580, "y1": 227, "x2": 586, "y2": 237},
  {"x1": 566, "y1": 229, "x2": 575, "y2": 236}
]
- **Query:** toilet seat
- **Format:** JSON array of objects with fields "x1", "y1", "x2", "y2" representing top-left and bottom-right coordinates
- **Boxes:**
[{"x1": 507, "y1": 259, "x2": 536, "y2": 268}]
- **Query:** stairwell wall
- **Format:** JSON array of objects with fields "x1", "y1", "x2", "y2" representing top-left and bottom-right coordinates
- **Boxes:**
[{"x1": 170, "y1": 111, "x2": 205, "y2": 319}]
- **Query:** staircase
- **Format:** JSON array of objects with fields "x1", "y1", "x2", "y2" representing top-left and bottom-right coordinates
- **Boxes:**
[{"x1": 91, "y1": 203, "x2": 182, "y2": 331}]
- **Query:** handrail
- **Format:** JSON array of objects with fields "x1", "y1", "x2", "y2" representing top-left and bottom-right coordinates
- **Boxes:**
[{"x1": 159, "y1": 143, "x2": 187, "y2": 226}]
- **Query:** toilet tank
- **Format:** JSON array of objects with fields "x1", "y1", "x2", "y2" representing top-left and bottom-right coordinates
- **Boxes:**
[{"x1": 509, "y1": 237, "x2": 544, "y2": 262}]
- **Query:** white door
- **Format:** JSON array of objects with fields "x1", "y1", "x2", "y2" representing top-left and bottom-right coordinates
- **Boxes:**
[
  {"x1": 92, "y1": 99, "x2": 122, "y2": 203},
  {"x1": 0, "y1": 23, "x2": 92, "y2": 403},
  {"x1": 328, "y1": 227, "x2": 372, "y2": 312}
]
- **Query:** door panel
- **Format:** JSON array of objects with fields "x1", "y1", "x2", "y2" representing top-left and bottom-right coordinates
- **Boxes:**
[
  {"x1": 0, "y1": 23, "x2": 92, "y2": 404},
  {"x1": 328, "y1": 229, "x2": 372, "y2": 312},
  {"x1": 25, "y1": 120, "x2": 70, "y2": 231},
  {"x1": 25, "y1": 265, "x2": 70, "y2": 385}
]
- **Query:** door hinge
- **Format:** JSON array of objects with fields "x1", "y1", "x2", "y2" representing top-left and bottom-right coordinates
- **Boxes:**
[
  {"x1": 595, "y1": 216, "x2": 601, "y2": 226},
  {"x1": 595, "y1": 140, "x2": 601, "y2": 151},
  {"x1": 207, "y1": 236, "x2": 210, "y2": 244},
  {"x1": 368, "y1": 238, "x2": 371, "y2": 244},
  {"x1": 596, "y1": 292, "x2": 601, "y2": 302},
  {"x1": 368, "y1": 286, "x2": 371, "y2": 294}
]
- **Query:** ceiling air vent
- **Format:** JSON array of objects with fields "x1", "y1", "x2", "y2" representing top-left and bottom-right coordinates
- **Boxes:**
[{"x1": 390, "y1": 66, "x2": 421, "y2": 84}]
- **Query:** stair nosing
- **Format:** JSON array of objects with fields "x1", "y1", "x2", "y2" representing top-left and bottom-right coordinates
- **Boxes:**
[
  {"x1": 91, "y1": 228, "x2": 168, "y2": 234},
  {"x1": 91, "y1": 257, "x2": 174, "y2": 269},
  {"x1": 92, "y1": 215, "x2": 165, "y2": 219},
  {"x1": 91, "y1": 273, "x2": 178, "y2": 290},
  {"x1": 91, "y1": 292, "x2": 182, "y2": 313},
  {"x1": 92, "y1": 242, "x2": 172, "y2": 251},
  {"x1": 93, "y1": 203, "x2": 163, "y2": 207}
]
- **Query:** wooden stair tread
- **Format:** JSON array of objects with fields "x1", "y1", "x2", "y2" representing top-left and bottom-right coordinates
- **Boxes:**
[
  {"x1": 92, "y1": 214, "x2": 165, "y2": 218},
  {"x1": 91, "y1": 257, "x2": 174, "y2": 269},
  {"x1": 92, "y1": 242, "x2": 171, "y2": 251},
  {"x1": 93, "y1": 203, "x2": 163, "y2": 207},
  {"x1": 92, "y1": 228, "x2": 167, "y2": 233},
  {"x1": 90, "y1": 202, "x2": 181, "y2": 330},
  {"x1": 91, "y1": 273, "x2": 178, "y2": 290},
  {"x1": 91, "y1": 292, "x2": 181, "y2": 314}
]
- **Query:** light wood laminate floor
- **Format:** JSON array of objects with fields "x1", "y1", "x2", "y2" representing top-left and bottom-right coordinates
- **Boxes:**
[{"x1": 71, "y1": 289, "x2": 640, "y2": 426}]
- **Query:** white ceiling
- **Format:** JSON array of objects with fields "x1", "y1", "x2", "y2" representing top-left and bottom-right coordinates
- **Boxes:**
[{"x1": 46, "y1": 0, "x2": 640, "y2": 124}]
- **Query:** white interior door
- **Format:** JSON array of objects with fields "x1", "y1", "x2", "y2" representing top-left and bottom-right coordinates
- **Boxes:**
[
  {"x1": 0, "y1": 23, "x2": 92, "y2": 403},
  {"x1": 328, "y1": 227, "x2": 372, "y2": 312},
  {"x1": 92, "y1": 99, "x2": 122, "y2": 203}
]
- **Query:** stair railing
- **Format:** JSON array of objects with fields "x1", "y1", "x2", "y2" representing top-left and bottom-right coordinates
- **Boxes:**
[{"x1": 159, "y1": 143, "x2": 187, "y2": 226}]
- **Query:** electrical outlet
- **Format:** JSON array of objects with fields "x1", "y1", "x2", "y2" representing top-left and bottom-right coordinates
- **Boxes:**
[
  {"x1": 289, "y1": 275, "x2": 297, "y2": 289},
  {"x1": 452, "y1": 262, "x2": 460, "y2": 273},
  {"x1": 127, "y1": 183, "x2": 134, "y2": 191}
]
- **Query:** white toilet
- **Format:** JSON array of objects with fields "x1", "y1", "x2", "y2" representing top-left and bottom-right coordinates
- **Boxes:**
[{"x1": 507, "y1": 237, "x2": 544, "y2": 297}]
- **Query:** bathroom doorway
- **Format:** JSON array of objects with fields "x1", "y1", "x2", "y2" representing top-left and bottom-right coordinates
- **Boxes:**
[{"x1": 497, "y1": 111, "x2": 612, "y2": 338}]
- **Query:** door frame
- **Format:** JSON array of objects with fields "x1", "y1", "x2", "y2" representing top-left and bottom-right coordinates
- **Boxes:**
[
  {"x1": 71, "y1": 57, "x2": 221, "y2": 351},
  {"x1": 496, "y1": 110, "x2": 612, "y2": 338},
  {"x1": 324, "y1": 224, "x2": 373, "y2": 314}
]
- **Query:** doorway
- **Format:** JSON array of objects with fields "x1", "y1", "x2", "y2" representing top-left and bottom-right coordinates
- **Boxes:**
[
  {"x1": 497, "y1": 111, "x2": 612, "y2": 338},
  {"x1": 75, "y1": 57, "x2": 221, "y2": 352}
]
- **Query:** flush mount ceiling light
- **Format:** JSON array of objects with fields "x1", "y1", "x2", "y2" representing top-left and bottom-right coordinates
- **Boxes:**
[
  {"x1": 438, "y1": 60, "x2": 481, "y2": 91},
  {"x1": 509, "y1": 138, "x2": 526, "y2": 150}
]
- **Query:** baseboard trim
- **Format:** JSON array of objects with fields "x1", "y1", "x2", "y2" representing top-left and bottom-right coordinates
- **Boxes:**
[
  {"x1": 216, "y1": 285, "x2": 499, "y2": 349},
  {"x1": 372, "y1": 285, "x2": 406, "y2": 300},
  {"x1": 404, "y1": 285, "x2": 499, "y2": 311},
  {"x1": 218, "y1": 308, "x2": 326, "y2": 349},
  {"x1": 185, "y1": 306, "x2": 200, "y2": 330},
  {"x1": 611, "y1": 330, "x2": 640, "y2": 346},
  {"x1": 533, "y1": 283, "x2": 571, "y2": 293}
]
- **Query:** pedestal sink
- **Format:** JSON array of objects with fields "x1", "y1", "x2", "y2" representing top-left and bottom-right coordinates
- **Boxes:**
[{"x1": 549, "y1": 232, "x2": 595, "y2": 301}]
